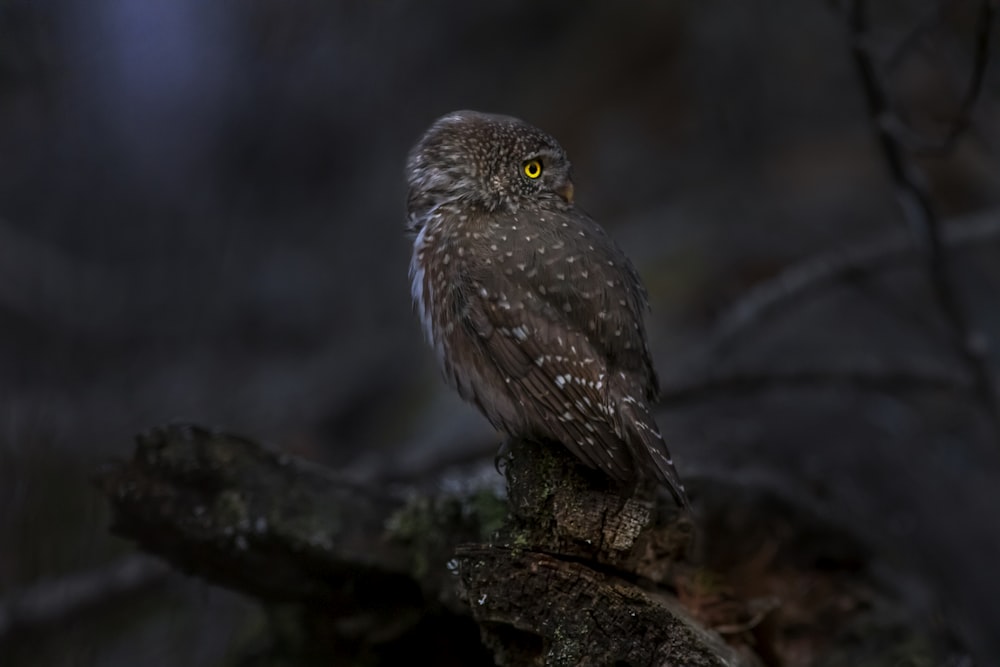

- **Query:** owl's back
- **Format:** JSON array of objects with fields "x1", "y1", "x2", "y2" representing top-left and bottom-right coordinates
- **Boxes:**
[{"x1": 407, "y1": 111, "x2": 688, "y2": 508}]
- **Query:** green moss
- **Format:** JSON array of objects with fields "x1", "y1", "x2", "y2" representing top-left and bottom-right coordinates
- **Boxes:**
[
  {"x1": 508, "y1": 527, "x2": 533, "y2": 549},
  {"x1": 384, "y1": 496, "x2": 436, "y2": 542},
  {"x1": 468, "y1": 489, "x2": 508, "y2": 540},
  {"x1": 817, "y1": 610, "x2": 942, "y2": 667},
  {"x1": 385, "y1": 490, "x2": 510, "y2": 580},
  {"x1": 385, "y1": 496, "x2": 449, "y2": 580},
  {"x1": 273, "y1": 487, "x2": 344, "y2": 553},
  {"x1": 213, "y1": 489, "x2": 250, "y2": 529}
]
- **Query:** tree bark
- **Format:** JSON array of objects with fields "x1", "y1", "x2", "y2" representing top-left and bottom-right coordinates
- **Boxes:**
[{"x1": 96, "y1": 423, "x2": 949, "y2": 666}]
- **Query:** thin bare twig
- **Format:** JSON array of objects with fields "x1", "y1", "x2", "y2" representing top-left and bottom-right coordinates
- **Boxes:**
[
  {"x1": 705, "y1": 211, "x2": 1000, "y2": 358},
  {"x1": 885, "y1": 0, "x2": 995, "y2": 155},
  {"x1": 848, "y1": 0, "x2": 1000, "y2": 436},
  {"x1": 661, "y1": 364, "x2": 973, "y2": 406}
]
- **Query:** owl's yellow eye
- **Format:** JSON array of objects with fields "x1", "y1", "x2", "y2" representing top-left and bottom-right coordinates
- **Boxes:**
[{"x1": 523, "y1": 159, "x2": 543, "y2": 179}]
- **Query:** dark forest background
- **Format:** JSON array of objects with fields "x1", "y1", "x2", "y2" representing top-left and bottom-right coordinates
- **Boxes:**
[{"x1": 1, "y1": 0, "x2": 999, "y2": 665}]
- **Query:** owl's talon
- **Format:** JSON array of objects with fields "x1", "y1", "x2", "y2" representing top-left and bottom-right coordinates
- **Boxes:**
[{"x1": 493, "y1": 437, "x2": 514, "y2": 476}]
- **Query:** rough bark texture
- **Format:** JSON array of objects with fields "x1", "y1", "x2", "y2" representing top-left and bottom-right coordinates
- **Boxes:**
[
  {"x1": 458, "y1": 547, "x2": 742, "y2": 667},
  {"x1": 450, "y1": 438, "x2": 751, "y2": 667},
  {"x1": 95, "y1": 424, "x2": 495, "y2": 664},
  {"x1": 96, "y1": 425, "x2": 954, "y2": 666}
]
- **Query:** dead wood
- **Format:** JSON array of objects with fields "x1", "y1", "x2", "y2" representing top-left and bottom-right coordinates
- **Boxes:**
[{"x1": 96, "y1": 424, "x2": 952, "y2": 666}]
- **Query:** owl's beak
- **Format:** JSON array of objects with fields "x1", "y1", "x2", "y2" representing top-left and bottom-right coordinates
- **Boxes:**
[{"x1": 556, "y1": 180, "x2": 574, "y2": 204}]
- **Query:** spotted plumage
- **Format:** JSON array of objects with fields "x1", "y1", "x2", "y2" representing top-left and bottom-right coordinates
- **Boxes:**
[{"x1": 406, "y1": 110, "x2": 688, "y2": 508}]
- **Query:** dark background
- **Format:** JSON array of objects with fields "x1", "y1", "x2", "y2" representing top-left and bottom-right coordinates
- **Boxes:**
[{"x1": 1, "y1": 0, "x2": 999, "y2": 664}]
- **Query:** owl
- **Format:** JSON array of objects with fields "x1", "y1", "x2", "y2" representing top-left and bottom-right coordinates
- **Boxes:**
[{"x1": 406, "y1": 110, "x2": 688, "y2": 508}]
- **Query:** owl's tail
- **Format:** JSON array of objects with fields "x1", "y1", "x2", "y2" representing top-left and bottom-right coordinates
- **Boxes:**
[{"x1": 618, "y1": 397, "x2": 691, "y2": 512}]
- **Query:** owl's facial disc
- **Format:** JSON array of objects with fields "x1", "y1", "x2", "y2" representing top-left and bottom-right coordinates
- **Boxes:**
[
  {"x1": 513, "y1": 144, "x2": 574, "y2": 209},
  {"x1": 406, "y1": 110, "x2": 575, "y2": 221}
]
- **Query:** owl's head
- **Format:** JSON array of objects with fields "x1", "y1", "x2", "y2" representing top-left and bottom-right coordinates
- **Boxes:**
[{"x1": 406, "y1": 110, "x2": 575, "y2": 229}]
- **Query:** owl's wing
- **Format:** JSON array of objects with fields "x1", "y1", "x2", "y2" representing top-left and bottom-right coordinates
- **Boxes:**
[
  {"x1": 459, "y1": 273, "x2": 639, "y2": 482},
  {"x1": 462, "y1": 284, "x2": 688, "y2": 507},
  {"x1": 523, "y1": 208, "x2": 660, "y2": 401}
]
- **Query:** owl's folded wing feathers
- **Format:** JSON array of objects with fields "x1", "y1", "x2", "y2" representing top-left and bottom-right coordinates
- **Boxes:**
[{"x1": 459, "y1": 274, "x2": 638, "y2": 482}]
